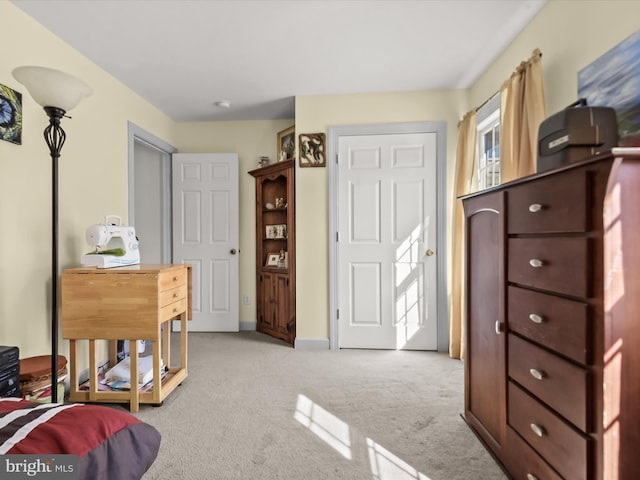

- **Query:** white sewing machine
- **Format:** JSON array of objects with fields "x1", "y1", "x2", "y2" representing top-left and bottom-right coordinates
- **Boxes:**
[{"x1": 80, "y1": 215, "x2": 140, "y2": 268}]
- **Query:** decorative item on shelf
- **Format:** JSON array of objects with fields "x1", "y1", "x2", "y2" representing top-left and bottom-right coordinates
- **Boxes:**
[
  {"x1": 12, "y1": 65, "x2": 92, "y2": 403},
  {"x1": 274, "y1": 197, "x2": 287, "y2": 208},
  {"x1": 0, "y1": 83, "x2": 22, "y2": 145},
  {"x1": 265, "y1": 202, "x2": 275, "y2": 210},
  {"x1": 277, "y1": 249, "x2": 287, "y2": 268},
  {"x1": 277, "y1": 125, "x2": 295, "y2": 161},
  {"x1": 265, "y1": 224, "x2": 287, "y2": 239},
  {"x1": 266, "y1": 253, "x2": 280, "y2": 267},
  {"x1": 258, "y1": 156, "x2": 270, "y2": 167},
  {"x1": 265, "y1": 225, "x2": 276, "y2": 239},
  {"x1": 299, "y1": 132, "x2": 326, "y2": 167}
]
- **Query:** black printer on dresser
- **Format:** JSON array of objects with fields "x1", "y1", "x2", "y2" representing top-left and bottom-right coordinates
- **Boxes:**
[{"x1": 0, "y1": 346, "x2": 20, "y2": 398}]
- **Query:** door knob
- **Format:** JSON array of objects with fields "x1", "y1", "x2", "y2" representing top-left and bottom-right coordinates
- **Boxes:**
[
  {"x1": 426, "y1": 249, "x2": 434, "y2": 256},
  {"x1": 230, "y1": 249, "x2": 237, "y2": 255}
]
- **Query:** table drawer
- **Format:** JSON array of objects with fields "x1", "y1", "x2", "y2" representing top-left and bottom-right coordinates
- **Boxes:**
[
  {"x1": 509, "y1": 382, "x2": 590, "y2": 480},
  {"x1": 159, "y1": 268, "x2": 187, "y2": 291},
  {"x1": 508, "y1": 286, "x2": 590, "y2": 364},
  {"x1": 161, "y1": 299, "x2": 187, "y2": 322},
  {"x1": 509, "y1": 334, "x2": 590, "y2": 431},
  {"x1": 508, "y1": 237, "x2": 590, "y2": 298},
  {"x1": 507, "y1": 168, "x2": 588, "y2": 234},
  {"x1": 503, "y1": 425, "x2": 564, "y2": 480},
  {"x1": 160, "y1": 285, "x2": 186, "y2": 307}
]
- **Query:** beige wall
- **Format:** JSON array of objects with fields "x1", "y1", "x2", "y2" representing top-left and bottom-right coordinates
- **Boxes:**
[
  {"x1": 294, "y1": 0, "x2": 640, "y2": 342},
  {"x1": 294, "y1": 91, "x2": 467, "y2": 339},
  {"x1": 469, "y1": 0, "x2": 640, "y2": 117},
  {"x1": 2, "y1": 0, "x2": 639, "y2": 359},
  {"x1": 0, "y1": 3, "x2": 175, "y2": 359}
]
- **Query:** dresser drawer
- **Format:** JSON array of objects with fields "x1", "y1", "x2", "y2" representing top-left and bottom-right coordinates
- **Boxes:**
[
  {"x1": 509, "y1": 334, "x2": 590, "y2": 431},
  {"x1": 508, "y1": 237, "x2": 590, "y2": 298},
  {"x1": 503, "y1": 425, "x2": 564, "y2": 480},
  {"x1": 508, "y1": 286, "x2": 590, "y2": 364},
  {"x1": 508, "y1": 382, "x2": 590, "y2": 480},
  {"x1": 507, "y1": 168, "x2": 588, "y2": 234},
  {"x1": 160, "y1": 298, "x2": 187, "y2": 322},
  {"x1": 159, "y1": 268, "x2": 187, "y2": 291},
  {"x1": 160, "y1": 285, "x2": 186, "y2": 308}
]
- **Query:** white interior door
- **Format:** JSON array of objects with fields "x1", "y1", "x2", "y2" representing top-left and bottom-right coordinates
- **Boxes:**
[
  {"x1": 338, "y1": 133, "x2": 438, "y2": 349},
  {"x1": 172, "y1": 153, "x2": 239, "y2": 332}
]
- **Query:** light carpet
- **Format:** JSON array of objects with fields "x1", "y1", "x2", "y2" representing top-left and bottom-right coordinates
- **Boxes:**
[{"x1": 132, "y1": 331, "x2": 506, "y2": 480}]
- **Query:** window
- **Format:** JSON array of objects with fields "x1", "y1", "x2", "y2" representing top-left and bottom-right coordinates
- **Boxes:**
[{"x1": 476, "y1": 95, "x2": 500, "y2": 190}]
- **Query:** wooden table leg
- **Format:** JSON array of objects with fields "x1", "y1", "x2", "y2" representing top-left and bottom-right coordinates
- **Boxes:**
[
  {"x1": 181, "y1": 312, "x2": 188, "y2": 372},
  {"x1": 153, "y1": 337, "x2": 162, "y2": 405},
  {"x1": 69, "y1": 339, "x2": 79, "y2": 397},
  {"x1": 108, "y1": 340, "x2": 118, "y2": 368},
  {"x1": 88, "y1": 340, "x2": 97, "y2": 402},
  {"x1": 162, "y1": 322, "x2": 170, "y2": 369},
  {"x1": 129, "y1": 340, "x2": 139, "y2": 412}
]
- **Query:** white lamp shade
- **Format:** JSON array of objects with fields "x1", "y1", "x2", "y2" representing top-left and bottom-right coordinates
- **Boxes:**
[{"x1": 12, "y1": 66, "x2": 92, "y2": 112}]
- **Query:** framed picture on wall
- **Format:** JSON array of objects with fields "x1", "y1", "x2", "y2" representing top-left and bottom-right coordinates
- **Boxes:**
[
  {"x1": 578, "y1": 29, "x2": 640, "y2": 146},
  {"x1": 0, "y1": 83, "x2": 22, "y2": 145},
  {"x1": 277, "y1": 125, "x2": 295, "y2": 162},
  {"x1": 299, "y1": 132, "x2": 326, "y2": 167}
]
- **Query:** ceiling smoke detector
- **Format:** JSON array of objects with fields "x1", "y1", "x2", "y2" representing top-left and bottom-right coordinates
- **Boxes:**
[{"x1": 214, "y1": 100, "x2": 231, "y2": 109}]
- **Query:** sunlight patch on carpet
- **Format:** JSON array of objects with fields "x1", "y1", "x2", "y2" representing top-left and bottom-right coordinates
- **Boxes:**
[
  {"x1": 294, "y1": 394, "x2": 352, "y2": 460},
  {"x1": 367, "y1": 438, "x2": 432, "y2": 480}
]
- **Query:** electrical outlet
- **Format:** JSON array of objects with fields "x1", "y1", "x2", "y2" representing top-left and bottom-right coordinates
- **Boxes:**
[{"x1": 243, "y1": 295, "x2": 250, "y2": 305}]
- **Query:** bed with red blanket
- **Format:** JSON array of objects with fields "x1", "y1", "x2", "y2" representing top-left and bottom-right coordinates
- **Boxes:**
[{"x1": 0, "y1": 398, "x2": 160, "y2": 480}]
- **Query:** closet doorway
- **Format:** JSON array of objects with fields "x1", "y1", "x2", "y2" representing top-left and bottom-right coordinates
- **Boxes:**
[{"x1": 128, "y1": 123, "x2": 176, "y2": 264}]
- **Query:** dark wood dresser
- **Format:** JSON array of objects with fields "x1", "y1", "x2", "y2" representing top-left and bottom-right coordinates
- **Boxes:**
[{"x1": 462, "y1": 149, "x2": 640, "y2": 480}]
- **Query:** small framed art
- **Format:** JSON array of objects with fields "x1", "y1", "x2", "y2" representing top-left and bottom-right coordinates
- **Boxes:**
[
  {"x1": 266, "y1": 253, "x2": 280, "y2": 267},
  {"x1": 265, "y1": 224, "x2": 287, "y2": 239},
  {"x1": 277, "y1": 125, "x2": 295, "y2": 162},
  {"x1": 299, "y1": 132, "x2": 326, "y2": 167},
  {"x1": 0, "y1": 83, "x2": 22, "y2": 145}
]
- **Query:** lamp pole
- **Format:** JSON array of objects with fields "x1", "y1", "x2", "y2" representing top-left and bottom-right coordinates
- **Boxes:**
[
  {"x1": 44, "y1": 106, "x2": 66, "y2": 403},
  {"x1": 12, "y1": 66, "x2": 91, "y2": 404}
]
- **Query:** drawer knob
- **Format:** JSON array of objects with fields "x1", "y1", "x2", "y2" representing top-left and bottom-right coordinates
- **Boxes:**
[
  {"x1": 526, "y1": 474, "x2": 539, "y2": 480},
  {"x1": 529, "y1": 368, "x2": 545, "y2": 380},
  {"x1": 495, "y1": 320, "x2": 503, "y2": 335},
  {"x1": 529, "y1": 313, "x2": 543, "y2": 324},
  {"x1": 529, "y1": 258, "x2": 544, "y2": 268},
  {"x1": 528, "y1": 203, "x2": 542, "y2": 213},
  {"x1": 173, "y1": 276, "x2": 178, "y2": 281},
  {"x1": 530, "y1": 423, "x2": 546, "y2": 437},
  {"x1": 173, "y1": 293, "x2": 178, "y2": 298}
]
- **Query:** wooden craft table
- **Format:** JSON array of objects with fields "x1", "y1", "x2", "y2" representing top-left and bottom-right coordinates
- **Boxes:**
[{"x1": 61, "y1": 264, "x2": 191, "y2": 412}]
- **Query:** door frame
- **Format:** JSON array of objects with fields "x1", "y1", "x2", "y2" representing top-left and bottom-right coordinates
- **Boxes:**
[
  {"x1": 328, "y1": 122, "x2": 448, "y2": 351},
  {"x1": 127, "y1": 122, "x2": 177, "y2": 264}
]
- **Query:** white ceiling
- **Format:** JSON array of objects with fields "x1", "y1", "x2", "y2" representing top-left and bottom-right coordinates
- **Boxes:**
[{"x1": 11, "y1": 0, "x2": 547, "y2": 122}]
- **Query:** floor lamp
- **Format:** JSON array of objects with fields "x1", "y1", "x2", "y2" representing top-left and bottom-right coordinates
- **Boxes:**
[{"x1": 12, "y1": 66, "x2": 91, "y2": 403}]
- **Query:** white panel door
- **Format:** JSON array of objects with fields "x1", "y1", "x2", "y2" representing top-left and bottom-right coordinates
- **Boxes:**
[
  {"x1": 338, "y1": 133, "x2": 437, "y2": 349},
  {"x1": 172, "y1": 153, "x2": 239, "y2": 332}
]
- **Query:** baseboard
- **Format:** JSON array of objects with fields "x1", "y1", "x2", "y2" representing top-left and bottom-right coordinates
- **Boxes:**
[
  {"x1": 239, "y1": 321, "x2": 256, "y2": 331},
  {"x1": 294, "y1": 338, "x2": 330, "y2": 350}
]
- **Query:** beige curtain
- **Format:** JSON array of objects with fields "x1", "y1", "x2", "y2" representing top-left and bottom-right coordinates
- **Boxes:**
[
  {"x1": 500, "y1": 48, "x2": 547, "y2": 182},
  {"x1": 449, "y1": 111, "x2": 477, "y2": 359},
  {"x1": 449, "y1": 49, "x2": 547, "y2": 359}
]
